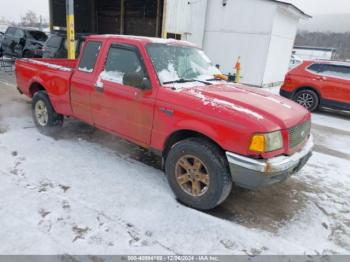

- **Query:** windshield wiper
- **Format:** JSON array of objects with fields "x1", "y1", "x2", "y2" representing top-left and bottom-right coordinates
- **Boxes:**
[{"x1": 163, "y1": 79, "x2": 212, "y2": 85}]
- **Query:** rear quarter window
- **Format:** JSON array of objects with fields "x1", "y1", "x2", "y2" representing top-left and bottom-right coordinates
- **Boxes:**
[
  {"x1": 322, "y1": 64, "x2": 350, "y2": 80},
  {"x1": 78, "y1": 41, "x2": 102, "y2": 73}
]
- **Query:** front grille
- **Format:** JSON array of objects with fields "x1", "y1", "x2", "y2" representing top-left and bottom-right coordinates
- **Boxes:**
[{"x1": 288, "y1": 121, "x2": 311, "y2": 149}]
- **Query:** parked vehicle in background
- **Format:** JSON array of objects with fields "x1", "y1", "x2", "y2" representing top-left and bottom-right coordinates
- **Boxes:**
[
  {"x1": 15, "y1": 35, "x2": 313, "y2": 210},
  {"x1": 1, "y1": 27, "x2": 47, "y2": 58},
  {"x1": 0, "y1": 32, "x2": 4, "y2": 57},
  {"x1": 281, "y1": 60, "x2": 350, "y2": 112},
  {"x1": 42, "y1": 32, "x2": 87, "y2": 58}
]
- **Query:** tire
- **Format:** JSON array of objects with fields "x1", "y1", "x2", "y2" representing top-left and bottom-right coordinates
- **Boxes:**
[
  {"x1": 294, "y1": 89, "x2": 319, "y2": 112},
  {"x1": 165, "y1": 138, "x2": 232, "y2": 210},
  {"x1": 32, "y1": 91, "x2": 64, "y2": 133}
]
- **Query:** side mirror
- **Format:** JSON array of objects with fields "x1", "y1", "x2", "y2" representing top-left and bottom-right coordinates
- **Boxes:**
[{"x1": 123, "y1": 72, "x2": 151, "y2": 90}]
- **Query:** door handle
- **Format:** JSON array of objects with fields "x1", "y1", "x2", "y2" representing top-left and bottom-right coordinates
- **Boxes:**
[
  {"x1": 316, "y1": 76, "x2": 327, "y2": 81},
  {"x1": 95, "y1": 81, "x2": 104, "y2": 92}
]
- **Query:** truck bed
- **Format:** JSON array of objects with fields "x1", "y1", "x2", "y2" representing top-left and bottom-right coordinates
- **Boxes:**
[
  {"x1": 16, "y1": 58, "x2": 78, "y2": 116},
  {"x1": 21, "y1": 58, "x2": 77, "y2": 71}
]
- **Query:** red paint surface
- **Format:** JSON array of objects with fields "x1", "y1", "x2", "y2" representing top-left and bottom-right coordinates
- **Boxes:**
[{"x1": 16, "y1": 35, "x2": 310, "y2": 159}]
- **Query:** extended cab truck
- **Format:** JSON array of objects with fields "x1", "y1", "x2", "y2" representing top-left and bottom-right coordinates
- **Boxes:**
[{"x1": 16, "y1": 35, "x2": 314, "y2": 210}]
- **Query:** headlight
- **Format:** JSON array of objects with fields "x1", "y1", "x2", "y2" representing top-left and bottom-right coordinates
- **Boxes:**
[{"x1": 249, "y1": 131, "x2": 283, "y2": 153}]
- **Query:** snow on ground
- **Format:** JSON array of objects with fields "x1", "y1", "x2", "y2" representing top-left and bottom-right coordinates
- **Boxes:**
[{"x1": 0, "y1": 75, "x2": 349, "y2": 255}]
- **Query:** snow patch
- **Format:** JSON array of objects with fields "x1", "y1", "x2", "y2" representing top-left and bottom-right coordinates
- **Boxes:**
[
  {"x1": 187, "y1": 89, "x2": 264, "y2": 120},
  {"x1": 265, "y1": 96, "x2": 292, "y2": 109},
  {"x1": 99, "y1": 70, "x2": 124, "y2": 84},
  {"x1": 78, "y1": 67, "x2": 93, "y2": 73},
  {"x1": 24, "y1": 59, "x2": 72, "y2": 72}
]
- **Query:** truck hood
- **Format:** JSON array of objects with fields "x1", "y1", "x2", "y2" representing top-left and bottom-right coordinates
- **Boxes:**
[{"x1": 179, "y1": 83, "x2": 310, "y2": 130}]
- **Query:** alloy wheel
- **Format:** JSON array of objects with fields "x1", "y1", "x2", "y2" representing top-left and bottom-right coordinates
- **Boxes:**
[
  {"x1": 34, "y1": 100, "x2": 49, "y2": 126},
  {"x1": 175, "y1": 155, "x2": 210, "y2": 197},
  {"x1": 296, "y1": 92, "x2": 315, "y2": 109}
]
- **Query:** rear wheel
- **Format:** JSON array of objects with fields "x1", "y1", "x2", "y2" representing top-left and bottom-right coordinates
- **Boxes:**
[
  {"x1": 32, "y1": 91, "x2": 63, "y2": 133},
  {"x1": 294, "y1": 89, "x2": 319, "y2": 112},
  {"x1": 165, "y1": 138, "x2": 232, "y2": 210}
]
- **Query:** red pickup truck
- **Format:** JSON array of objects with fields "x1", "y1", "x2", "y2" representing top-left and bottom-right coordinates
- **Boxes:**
[{"x1": 16, "y1": 35, "x2": 313, "y2": 210}]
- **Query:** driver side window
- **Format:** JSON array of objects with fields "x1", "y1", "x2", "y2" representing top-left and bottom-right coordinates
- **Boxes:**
[{"x1": 101, "y1": 45, "x2": 147, "y2": 88}]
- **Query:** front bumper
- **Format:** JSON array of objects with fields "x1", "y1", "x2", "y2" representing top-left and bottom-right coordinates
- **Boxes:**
[{"x1": 226, "y1": 137, "x2": 314, "y2": 190}]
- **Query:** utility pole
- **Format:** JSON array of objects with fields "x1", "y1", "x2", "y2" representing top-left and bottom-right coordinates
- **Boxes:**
[
  {"x1": 66, "y1": 0, "x2": 76, "y2": 59},
  {"x1": 48, "y1": 0, "x2": 54, "y2": 32}
]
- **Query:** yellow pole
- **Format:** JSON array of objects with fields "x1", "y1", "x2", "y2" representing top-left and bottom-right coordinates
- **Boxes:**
[
  {"x1": 235, "y1": 56, "x2": 241, "y2": 83},
  {"x1": 66, "y1": 0, "x2": 76, "y2": 59}
]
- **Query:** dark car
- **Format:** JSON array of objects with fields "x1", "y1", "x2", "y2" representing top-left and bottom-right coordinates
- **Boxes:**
[
  {"x1": 1, "y1": 27, "x2": 47, "y2": 58},
  {"x1": 42, "y1": 32, "x2": 87, "y2": 58},
  {"x1": 0, "y1": 32, "x2": 4, "y2": 57}
]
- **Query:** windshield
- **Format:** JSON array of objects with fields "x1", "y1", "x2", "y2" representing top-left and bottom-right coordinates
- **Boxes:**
[
  {"x1": 146, "y1": 43, "x2": 221, "y2": 85},
  {"x1": 27, "y1": 31, "x2": 48, "y2": 42}
]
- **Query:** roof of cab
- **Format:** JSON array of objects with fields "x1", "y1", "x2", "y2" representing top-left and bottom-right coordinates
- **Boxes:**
[{"x1": 86, "y1": 34, "x2": 197, "y2": 47}]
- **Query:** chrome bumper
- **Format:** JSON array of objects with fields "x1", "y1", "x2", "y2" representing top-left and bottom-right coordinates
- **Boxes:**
[{"x1": 226, "y1": 136, "x2": 314, "y2": 189}]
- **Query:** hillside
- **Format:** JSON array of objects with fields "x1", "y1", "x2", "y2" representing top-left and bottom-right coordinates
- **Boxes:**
[
  {"x1": 296, "y1": 14, "x2": 350, "y2": 60},
  {"x1": 299, "y1": 14, "x2": 350, "y2": 33},
  {"x1": 295, "y1": 31, "x2": 350, "y2": 60}
]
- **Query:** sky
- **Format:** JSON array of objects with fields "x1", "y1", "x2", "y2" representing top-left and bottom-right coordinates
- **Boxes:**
[{"x1": 0, "y1": 0, "x2": 349, "y2": 22}]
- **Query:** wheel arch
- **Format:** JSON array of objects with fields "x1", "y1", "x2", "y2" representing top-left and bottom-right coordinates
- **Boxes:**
[
  {"x1": 294, "y1": 86, "x2": 321, "y2": 100},
  {"x1": 29, "y1": 81, "x2": 47, "y2": 98},
  {"x1": 162, "y1": 129, "x2": 225, "y2": 159}
]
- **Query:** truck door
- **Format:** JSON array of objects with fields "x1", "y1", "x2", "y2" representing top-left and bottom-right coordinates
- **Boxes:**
[
  {"x1": 70, "y1": 41, "x2": 103, "y2": 124},
  {"x1": 91, "y1": 43, "x2": 156, "y2": 145}
]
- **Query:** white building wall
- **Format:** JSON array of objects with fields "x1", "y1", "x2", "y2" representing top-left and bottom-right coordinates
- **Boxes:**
[
  {"x1": 263, "y1": 6, "x2": 299, "y2": 86},
  {"x1": 163, "y1": 0, "x2": 305, "y2": 87},
  {"x1": 163, "y1": 0, "x2": 208, "y2": 48},
  {"x1": 293, "y1": 49, "x2": 334, "y2": 60},
  {"x1": 202, "y1": 0, "x2": 276, "y2": 86}
]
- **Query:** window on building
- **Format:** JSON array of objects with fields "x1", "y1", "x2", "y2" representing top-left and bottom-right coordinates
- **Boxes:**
[
  {"x1": 101, "y1": 45, "x2": 146, "y2": 88},
  {"x1": 166, "y1": 33, "x2": 181, "y2": 40},
  {"x1": 78, "y1": 41, "x2": 101, "y2": 73}
]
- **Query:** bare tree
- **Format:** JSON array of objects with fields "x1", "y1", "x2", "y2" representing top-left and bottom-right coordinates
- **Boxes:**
[{"x1": 20, "y1": 10, "x2": 39, "y2": 27}]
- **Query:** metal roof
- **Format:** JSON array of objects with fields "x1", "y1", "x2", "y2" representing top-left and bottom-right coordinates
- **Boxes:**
[{"x1": 266, "y1": 0, "x2": 312, "y2": 19}]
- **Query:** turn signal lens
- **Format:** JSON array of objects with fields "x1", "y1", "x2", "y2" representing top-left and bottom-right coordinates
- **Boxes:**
[
  {"x1": 249, "y1": 135, "x2": 265, "y2": 153},
  {"x1": 249, "y1": 131, "x2": 283, "y2": 153}
]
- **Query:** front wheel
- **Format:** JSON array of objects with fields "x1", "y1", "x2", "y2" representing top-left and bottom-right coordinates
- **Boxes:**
[
  {"x1": 294, "y1": 89, "x2": 319, "y2": 112},
  {"x1": 165, "y1": 138, "x2": 232, "y2": 210},
  {"x1": 32, "y1": 91, "x2": 64, "y2": 133}
]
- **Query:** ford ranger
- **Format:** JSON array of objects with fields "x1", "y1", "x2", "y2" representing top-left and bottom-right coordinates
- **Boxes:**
[{"x1": 15, "y1": 35, "x2": 314, "y2": 210}]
